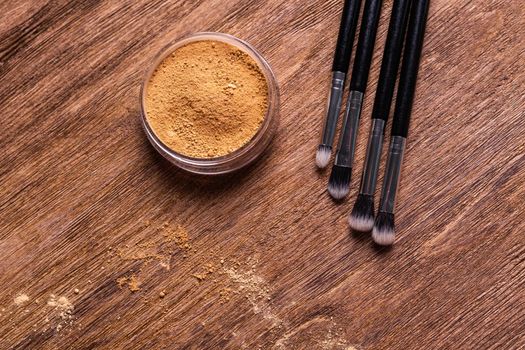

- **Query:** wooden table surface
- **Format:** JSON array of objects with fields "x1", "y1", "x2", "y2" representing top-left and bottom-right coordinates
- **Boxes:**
[{"x1": 1, "y1": 0, "x2": 524, "y2": 349}]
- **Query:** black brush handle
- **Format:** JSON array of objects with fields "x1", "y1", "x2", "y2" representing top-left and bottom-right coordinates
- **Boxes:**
[
  {"x1": 349, "y1": 0, "x2": 384, "y2": 92},
  {"x1": 332, "y1": 0, "x2": 363, "y2": 73},
  {"x1": 370, "y1": 0, "x2": 412, "y2": 121},
  {"x1": 391, "y1": 0, "x2": 430, "y2": 137}
]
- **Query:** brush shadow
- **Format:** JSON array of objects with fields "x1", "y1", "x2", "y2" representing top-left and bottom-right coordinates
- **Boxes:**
[
  {"x1": 351, "y1": 228, "x2": 370, "y2": 242},
  {"x1": 371, "y1": 242, "x2": 393, "y2": 254},
  {"x1": 313, "y1": 161, "x2": 333, "y2": 203},
  {"x1": 315, "y1": 165, "x2": 328, "y2": 175},
  {"x1": 330, "y1": 196, "x2": 346, "y2": 205}
]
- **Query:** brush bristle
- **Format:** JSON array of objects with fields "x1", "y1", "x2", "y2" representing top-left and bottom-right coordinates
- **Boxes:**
[
  {"x1": 328, "y1": 165, "x2": 351, "y2": 199},
  {"x1": 316, "y1": 145, "x2": 332, "y2": 169},
  {"x1": 372, "y1": 212, "x2": 395, "y2": 246},
  {"x1": 349, "y1": 194, "x2": 374, "y2": 232}
]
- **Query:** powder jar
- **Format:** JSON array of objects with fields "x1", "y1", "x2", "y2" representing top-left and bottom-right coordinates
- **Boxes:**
[{"x1": 140, "y1": 32, "x2": 279, "y2": 175}]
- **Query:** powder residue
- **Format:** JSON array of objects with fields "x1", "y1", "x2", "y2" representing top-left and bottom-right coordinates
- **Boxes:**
[
  {"x1": 162, "y1": 223, "x2": 191, "y2": 250},
  {"x1": 224, "y1": 266, "x2": 271, "y2": 308},
  {"x1": 223, "y1": 264, "x2": 280, "y2": 326},
  {"x1": 115, "y1": 222, "x2": 191, "y2": 269},
  {"x1": 113, "y1": 221, "x2": 193, "y2": 292},
  {"x1": 47, "y1": 295, "x2": 74, "y2": 318},
  {"x1": 117, "y1": 275, "x2": 141, "y2": 292},
  {"x1": 146, "y1": 40, "x2": 269, "y2": 158},
  {"x1": 192, "y1": 262, "x2": 216, "y2": 282},
  {"x1": 218, "y1": 287, "x2": 233, "y2": 304},
  {"x1": 14, "y1": 294, "x2": 30, "y2": 305},
  {"x1": 47, "y1": 294, "x2": 74, "y2": 331}
]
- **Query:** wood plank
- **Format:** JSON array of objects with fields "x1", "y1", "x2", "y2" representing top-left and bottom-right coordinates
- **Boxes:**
[{"x1": 0, "y1": 0, "x2": 524, "y2": 349}]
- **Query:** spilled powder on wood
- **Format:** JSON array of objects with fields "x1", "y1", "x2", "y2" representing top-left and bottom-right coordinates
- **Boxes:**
[
  {"x1": 114, "y1": 222, "x2": 191, "y2": 267},
  {"x1": 114, "y1": 221, "x2": 192, "y2": 291},
  {"x1": 47, "y1": 295, "x2": 74, "y2": 319},
  {"x1": 14, "y1": 294, "x2": 30, "y2": 305},
  {"x1": 162, "y1": 224, "x2": 191, "y2": 250},
  {"x1": 192, "y1": 263, "x2": 216, "y2": 282},
  {"x1": 47, "y1": 294, "x2": 74, "y2": 332},
  {"x1": 223, "y1": 264, "x2": 280, "y2": 326},
  {"x1": 117, "y1": 275, "x2": 141, "y2": 292}
]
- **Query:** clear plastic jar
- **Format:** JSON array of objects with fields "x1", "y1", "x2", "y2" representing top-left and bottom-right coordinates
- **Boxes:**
[{"x1": 140, "y1": 32, "x2": 279, "y2": 175}]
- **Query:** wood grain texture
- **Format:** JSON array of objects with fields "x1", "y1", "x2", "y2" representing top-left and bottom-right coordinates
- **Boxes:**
[{"x1": 1, "y1": 0, "x2": 524, "y2": 349}]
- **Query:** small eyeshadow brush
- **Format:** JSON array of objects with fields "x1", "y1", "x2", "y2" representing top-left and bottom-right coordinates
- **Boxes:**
[
  {"x1": 373, "y1": 0, "x2": 430, "y2": 245},
  {"x1": 349, "y1": 0, "x2": 412, "y2": 231},
  {"x1": 328, "y1": 0, "x2": 384, "y2": 199},
  {"x1": 316, "y1": 0, "x2": 362, "y2": 168}
]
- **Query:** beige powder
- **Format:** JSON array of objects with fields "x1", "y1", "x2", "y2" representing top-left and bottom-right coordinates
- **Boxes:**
[
  {"x1": 117, "y1": 275, "x2": 141, "y2": 292},
  {"x1": 14, "y1": 294, "x2": 29, "y2": 305},
  {"x1": 47, "y1": 295, "x2": 74, "y2": 322},
  {"x1": 145, "y1": 40, "x2": 269, "y2": 158}
]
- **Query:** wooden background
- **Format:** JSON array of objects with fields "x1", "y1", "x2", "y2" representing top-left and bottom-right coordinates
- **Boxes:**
[{"x1": 1, "y1": 0, "x2": 524, "y2": 349}]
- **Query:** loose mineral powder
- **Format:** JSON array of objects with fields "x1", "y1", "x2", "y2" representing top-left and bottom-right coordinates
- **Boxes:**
[{"x1": 145, "y1": 40, "x2": 269, "y2": 159}]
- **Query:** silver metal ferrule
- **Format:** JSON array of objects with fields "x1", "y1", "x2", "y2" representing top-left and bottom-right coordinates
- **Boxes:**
[
  {"x1": 334, "y1": 90, "x2": 364, "y2": 167},
  {"x1": 321, "y1": 71, "x2": 346, "y2": 146},
  {"x1": 359, "y1": 119, "x2": 385, "y2": 195},
  {"x1": 379, "y1": 136, "x2": 407, "y2": 214}
]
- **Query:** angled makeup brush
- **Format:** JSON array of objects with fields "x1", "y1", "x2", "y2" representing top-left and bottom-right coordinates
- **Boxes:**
[
  {"x1": 316, "y1": 0, "x2": 362, "y2": 168},
  {"x1": 373, "y1": 0, "x2": 430, "y2": 245},
  {"x1": 328, "y1": 0, "x2": 384, "y2": 199},
  {"x1": 349, "y1": 0, "x2": 412, "y2": 231}
]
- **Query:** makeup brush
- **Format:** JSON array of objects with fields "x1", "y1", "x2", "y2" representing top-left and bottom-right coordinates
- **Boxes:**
[
  {"x1": 316, "y1": 0, "x2": 362, "y2": 169},
  {"x1": 328, "y1": 0, "x2": 384, "y2": 199},
  {"x1": 373, "y1": 0, "x2": 430, "y2": 245},
  {"x1": 349, "y1": 0, "x2": 412, "y2": 231}
]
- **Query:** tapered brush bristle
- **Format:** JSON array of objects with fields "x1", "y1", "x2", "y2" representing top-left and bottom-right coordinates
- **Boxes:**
[
  {"x1": 349, "y1": 194, "x2": 375, "y2": 232},
  {"x1": 372, "y1": 212, "x2": 395, "y2": 246},
  {"x1": 328, "y1": 165, "x2": 351, "y2": 199},
  {"x1": 316, "y1": 145, "x2": 332, "y2": 169}
]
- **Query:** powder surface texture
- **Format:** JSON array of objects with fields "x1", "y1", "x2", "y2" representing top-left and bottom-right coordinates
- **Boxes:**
[{"x1": 146, "y1": 40, "x2": 269, "y2": 158}]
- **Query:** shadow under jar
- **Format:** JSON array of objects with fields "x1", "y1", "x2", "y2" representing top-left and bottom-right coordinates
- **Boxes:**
[{"x1": 140, "y1": 32, "x2": 279, "y2": 175}]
